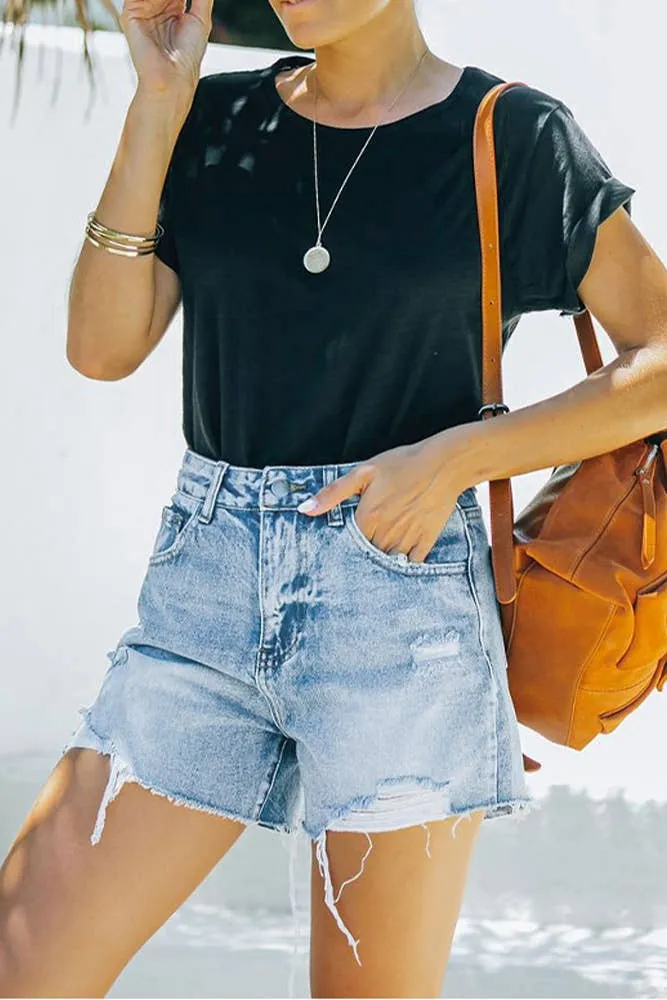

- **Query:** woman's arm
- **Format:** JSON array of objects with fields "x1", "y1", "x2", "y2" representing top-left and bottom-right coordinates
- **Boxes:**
[
  {"x1": 437, "y1": 205, "x2": 667, "y2": 489},
  {"x1": 66, "y1": 85, "x2": 195, "y2": 380},
  {"x1": 299, "y1": 206, "x2": 667, "y2": 563}
]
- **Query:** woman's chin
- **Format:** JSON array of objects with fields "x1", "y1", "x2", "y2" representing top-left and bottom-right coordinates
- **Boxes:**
[
  {"x1": 284, "y1": 32, "x2": 320, "y2": 48},
  {"x1": 278, "y1": 8, "x2": 342, "y2": 49}
]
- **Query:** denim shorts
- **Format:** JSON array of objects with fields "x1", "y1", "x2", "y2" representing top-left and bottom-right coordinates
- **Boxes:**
[{"x1": 62, "y1": 446, "x2": 538, "y2": 961}]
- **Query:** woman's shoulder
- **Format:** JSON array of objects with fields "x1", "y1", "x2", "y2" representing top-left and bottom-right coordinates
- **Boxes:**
[
  {"x1": 172, "y1": 61, "x2": 279, "y2": 152},
  {"x1": 468, "y1": 64, "x2": 572, "y2": 141},
  {"x1": 188, "y1": 63, "x2": 273, "y2": 116},
  {"x1": 463, "y1": 65, "x2": 598, "y2": 185}
]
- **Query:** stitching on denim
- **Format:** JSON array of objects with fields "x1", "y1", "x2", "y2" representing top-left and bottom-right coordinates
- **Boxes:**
[
  {"x1": 255, "y1": 736, "x2": 290, "y2": 823},
  {"x1": 254, "y1": 494, "x2": 268, "y2": 674},
  {"x1": 256, "y1": 668, "x2": 290, "y2": 735},
  {"x1": 147, "y1": 496, "x2": 205, "y2": 566},
  {"x1": 460, "y1": 511, "x2": 501, "y2": 801},
  {"x1": 253, "y1": 490, "x2": 291, "y2": 738},
  {"x1": 191, "y1": 498, "x2": 361, "y2": 513}
]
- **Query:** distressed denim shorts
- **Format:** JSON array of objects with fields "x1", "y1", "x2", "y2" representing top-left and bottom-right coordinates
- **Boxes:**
[{"x1": 62, "y1": 446, "x2": 538, "y2": 960}]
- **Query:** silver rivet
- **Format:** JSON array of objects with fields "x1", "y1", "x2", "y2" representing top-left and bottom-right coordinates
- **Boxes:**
[{"x1": 270, "y1": 478, "x2": 290, "y2": 498}]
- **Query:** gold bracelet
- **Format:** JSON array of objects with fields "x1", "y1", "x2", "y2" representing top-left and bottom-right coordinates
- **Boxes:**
[
  {"x1": 85, "y1": 212, "x2": 165, "y2": 257},
  {"x1": 87, "y1": 212, "x2": 164, "y2": 244},
  {"x1": 84, "y1": 233, "x2": 160, "y2": 257}
]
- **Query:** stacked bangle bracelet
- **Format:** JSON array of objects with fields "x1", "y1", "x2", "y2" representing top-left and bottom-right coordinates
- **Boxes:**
[{"x1": 85, "y1": 212, "x2": 165, "y2": 258}]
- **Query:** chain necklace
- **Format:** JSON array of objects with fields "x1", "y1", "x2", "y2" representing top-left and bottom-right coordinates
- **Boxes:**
[{"x1": 302, "y1": 48, "x2": 430, "y2": 274}]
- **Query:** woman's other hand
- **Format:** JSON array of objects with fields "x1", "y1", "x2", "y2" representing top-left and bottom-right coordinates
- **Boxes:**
[{"x1": 119, "y1": 0, "x2": 214, "y2": 97}]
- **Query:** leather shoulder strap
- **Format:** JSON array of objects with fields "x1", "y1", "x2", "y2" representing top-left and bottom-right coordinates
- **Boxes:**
[{"x1": 472, "y1": 81, "x2": 605, "y2": 604}]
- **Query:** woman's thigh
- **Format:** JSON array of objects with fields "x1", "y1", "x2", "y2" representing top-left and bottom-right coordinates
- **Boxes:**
[
  {"x1": 310, "y1": 810, "x2": 485, "y2": 998},
  {"x1": 0, "y1": 747, "x2": 246, "y2": 998}
]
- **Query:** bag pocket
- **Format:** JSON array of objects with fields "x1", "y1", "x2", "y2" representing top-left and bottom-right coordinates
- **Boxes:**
[
  {"x1": 148, "y1": 492, "x2": 204, "y2": 566},
  {"x1": 615, "y1": 573, "x2": 667, "y2": 671},
  {"x1": 580, "y1": 575, "x2": 667, "y2": 733},
  {"x1": 598, "y1": 661, "x2": 665, "y2": 733}
]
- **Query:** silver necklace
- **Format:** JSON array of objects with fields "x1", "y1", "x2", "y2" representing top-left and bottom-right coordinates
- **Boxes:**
[{"x1": 303, "y1": 49, "x2": 430, "y2": 274}]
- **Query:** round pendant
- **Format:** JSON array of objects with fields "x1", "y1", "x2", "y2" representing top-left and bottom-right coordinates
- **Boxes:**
[{"x1": 303, "y1": 245, "x2": 330, "y2": 273}]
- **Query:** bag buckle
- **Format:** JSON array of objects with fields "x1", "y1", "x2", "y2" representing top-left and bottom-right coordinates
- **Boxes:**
[{"x1": 478, "y1": 402, "x2": 510, "y2": 418}]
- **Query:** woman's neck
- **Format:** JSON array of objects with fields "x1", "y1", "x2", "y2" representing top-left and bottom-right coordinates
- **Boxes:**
[
  {"x1": 310, "y1": 5, "x2": 429, "y2": 116},
  {"x1": 278, "y1": 32, "x2": 463, "y2": 130}
]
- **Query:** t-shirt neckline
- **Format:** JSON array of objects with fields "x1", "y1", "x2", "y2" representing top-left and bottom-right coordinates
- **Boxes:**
[{"x1": 266, "y1": 54, "x2": 474, "y2": 133}]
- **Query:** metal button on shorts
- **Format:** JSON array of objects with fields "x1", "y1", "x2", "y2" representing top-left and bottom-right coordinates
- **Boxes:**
[{"x1": 270, "y1": 478, "x2": 290, "y2": 498}]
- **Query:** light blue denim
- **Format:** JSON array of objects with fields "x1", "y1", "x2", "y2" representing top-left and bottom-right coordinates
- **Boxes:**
[{"x1": 62, "y1": 446, "x2": 538, "y2": 962}]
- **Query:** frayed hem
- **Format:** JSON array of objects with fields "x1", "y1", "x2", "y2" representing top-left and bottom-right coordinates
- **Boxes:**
[
  {"x1": 64, "y1": 733, "x2": 297, "y2": 844},
  {"x1": 302, "y1": 794, "x2": 540, "y2": 841},
  {"x1": 314, "y1": 828, "x2": 371, "y2": 967},
  {"x1": 483, "y1": 796, "x2": 541, "y2": 821},
  {"x1": 304, "y1": 792, "x2": 541, "y2": 965}
]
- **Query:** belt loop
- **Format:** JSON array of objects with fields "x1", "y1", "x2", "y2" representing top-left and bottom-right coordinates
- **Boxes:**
[
  {"x1": 323, "y1": 464, "x2": 344, "y2": 528},
  {"x1": 199, "y1": 461, "x2": 229, "y2": 524}
]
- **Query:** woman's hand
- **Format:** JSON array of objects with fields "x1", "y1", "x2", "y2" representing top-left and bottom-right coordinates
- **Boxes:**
[
  {"x1": 299, "y1": 436, "x2": 545, "y2": 775},
  {"x1": 297, "y1": 434, "x2": 474, "y2": 563},
  {"x1": 119, "y1": 0, "x2": 213, "y2": 96}
]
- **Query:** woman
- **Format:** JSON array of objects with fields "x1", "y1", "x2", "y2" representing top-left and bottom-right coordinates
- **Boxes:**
[{"x1": 2, "y1": 0, "x2": 667, "y2": 996}]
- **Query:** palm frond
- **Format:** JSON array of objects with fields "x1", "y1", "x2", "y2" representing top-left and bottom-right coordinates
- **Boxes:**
[{"x1": 0, "y1": 0, "x2": 294, "y2": 119}]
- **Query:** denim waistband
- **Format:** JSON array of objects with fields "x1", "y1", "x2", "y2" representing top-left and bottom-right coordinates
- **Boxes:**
[{"x1": 176, "y1": 447, "x2": 480, "y2": 515}]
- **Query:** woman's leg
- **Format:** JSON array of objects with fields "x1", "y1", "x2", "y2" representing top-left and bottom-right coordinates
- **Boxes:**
[
  {"x1": 0, "y1": 747, "x2": 247, "y2": 997},
  {"x1": 309, "y1": 810, "x2": 485, "y2": 998}
]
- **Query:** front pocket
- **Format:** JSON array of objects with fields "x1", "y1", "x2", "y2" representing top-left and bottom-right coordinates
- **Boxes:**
[
  {"x1": 344, "y1": 504, "x2": 469, "y2": 575},
  {"x1": 148, "y1": 494, "x2": 204, "y2": 566}
]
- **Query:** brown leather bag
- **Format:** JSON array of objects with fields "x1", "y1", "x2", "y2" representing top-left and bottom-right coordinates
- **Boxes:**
[{"x1": 472, "y1": 81, "x2": 667, "y2": 774}]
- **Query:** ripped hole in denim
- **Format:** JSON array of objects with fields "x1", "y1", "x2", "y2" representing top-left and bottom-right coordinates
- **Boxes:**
[{"x1": 312, "y1": 777, "x2": 475, "y2": 965}]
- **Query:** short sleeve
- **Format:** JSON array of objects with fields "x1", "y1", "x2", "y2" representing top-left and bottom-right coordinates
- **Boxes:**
[
  {"x1": 501, "y1": 100, "x2": 636, "y2": 317},
  {"x1": 153, "y1": 77, "x2": 209, "y2": 276},
  {"x1": 154, "y1": 156, "x2": 179, "y2": 274}
]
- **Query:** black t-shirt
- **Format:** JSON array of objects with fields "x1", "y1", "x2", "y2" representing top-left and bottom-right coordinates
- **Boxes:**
[{"x1": 155, "y1": 53, "x2": 635, "y2": 468}]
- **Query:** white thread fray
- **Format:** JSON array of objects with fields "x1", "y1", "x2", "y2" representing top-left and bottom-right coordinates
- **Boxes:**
[
  {"x1": 422, "y1": 821, "x2": 432, "y2": 858},
  {"x1": 315, "y1": 829, "x2": 373, "y2": 967},
  {"x1": 326, "y1": 778, "x2": 453, "y2": 834},
  {"x1": 410, "y1": 627, "x2": 461, "y2": 662},
  {"x1": 85, "y1": 745, "x2": 263, "y2": 847},
  {"x1": 91, "y1": 751, "x2": 134, "y2": 844},
  {"x1": 279, "y1": 829, "x2": 302, "y2": 998},
  {"x1": 308, "y1": 782, "x2": 540, "y2": 961}
]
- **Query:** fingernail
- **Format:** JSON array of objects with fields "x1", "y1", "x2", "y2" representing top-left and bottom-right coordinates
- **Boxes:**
[{"x1": 297, "y1": 497, "x2": 318, "y2": 513}]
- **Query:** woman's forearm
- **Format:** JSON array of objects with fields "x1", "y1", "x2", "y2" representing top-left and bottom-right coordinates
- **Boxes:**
[
  {"x1": 432, "y1": 343, "x2": 667, "y2": 489},
  {"x1": 66, "y1": 85, "x2": 195, "y2": 379}
]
